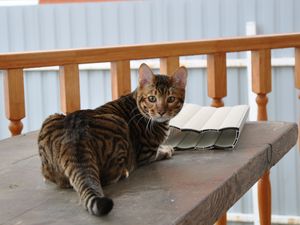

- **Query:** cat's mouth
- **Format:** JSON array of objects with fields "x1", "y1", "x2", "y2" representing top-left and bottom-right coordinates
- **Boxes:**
[
  {"x1": 151, "y1": 116, "x2": 170, "y2": 123},
  {"x1": 141, "y1": 109, "x2": 171, "y2": 123}
]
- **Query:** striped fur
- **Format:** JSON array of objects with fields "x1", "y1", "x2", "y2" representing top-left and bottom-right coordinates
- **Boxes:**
[{"x1": 38, "y1": 64, "x2": 187, "y2": 216}]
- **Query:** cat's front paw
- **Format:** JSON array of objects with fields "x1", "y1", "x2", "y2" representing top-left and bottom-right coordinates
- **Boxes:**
[
  {"x1": 155, "y1": 145, "x2": 174, "y2": 161},
  {"x1": 121, "y1": 168, "x2": 129, "y2": 179}
]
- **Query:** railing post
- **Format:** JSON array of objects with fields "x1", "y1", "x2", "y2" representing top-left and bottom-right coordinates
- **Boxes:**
[
  {"x1": 59, "y1": 64, "x2": 81, "y2": 114},
  {"x1": 160, "y1": 56, "x2": 180, "y2": 75},
  {"x1": 111, "y1": 60, "x2": 131, "y2": 100},
  {"x1": 215, "y1": 214, "x2": 227, "y2": 225},
  {"x1": 295, "y1": 48, "x2": 300, "y2": 146},
  {"x1": 251, "y1": 49, "x2": 272, "y2": 225},
  {"x1": 4, "y1": 69, "x2": 25, "y2": 136},
  {"x1": 252, "y1": 49, "x2": 271, "y2": 121},
  {"x1": 207, "y1": 53, "x2": 227, "y2": 107},
  {"x1": 208, "y1": 53, "x2": 227, "y2": 225}
]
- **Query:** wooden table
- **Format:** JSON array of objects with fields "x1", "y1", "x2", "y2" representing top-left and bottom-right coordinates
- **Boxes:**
[{"x1": 0, "y1": 122, "x2": 298, "y2": 225}]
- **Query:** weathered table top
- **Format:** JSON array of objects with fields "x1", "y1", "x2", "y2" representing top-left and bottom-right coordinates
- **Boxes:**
[{"x1": 0, "y1": 122, "x2": 298, "y2": 225}]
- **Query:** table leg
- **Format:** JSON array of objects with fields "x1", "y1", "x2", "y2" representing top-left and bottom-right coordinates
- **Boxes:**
[
  {"x1": 215, "y1": 213, "x2": 226, "y2": 225},
  {"x1": 258, "y1": 170, "x2": 271, "y2": 225}
]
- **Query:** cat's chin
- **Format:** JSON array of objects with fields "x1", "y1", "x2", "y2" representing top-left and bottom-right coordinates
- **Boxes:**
[{"x1": 152, "y1": 117, "x2": 170, "y2": 123}]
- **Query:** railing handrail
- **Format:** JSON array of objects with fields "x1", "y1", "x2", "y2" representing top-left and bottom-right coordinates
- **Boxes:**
[{"x1": 1, "y1": 32, "x2": 300, "y2": 69}]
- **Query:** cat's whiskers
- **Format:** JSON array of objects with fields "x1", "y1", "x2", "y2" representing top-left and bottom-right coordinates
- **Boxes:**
[
  {"x1": 136, "y1": 115, "x2": 146, "y2": 126},
  {"x1": 150, "y1": 119, "x2": 154, "y2": 133},
  {"x1": 129, "y1": 107, "x2": 139, "y2": 115},
  {"x1": 146, "y1": 118, "x2": 152, "y2": 134},
  {"x1": 128, "y1": 113, "x2": 143, "y2": 125}
]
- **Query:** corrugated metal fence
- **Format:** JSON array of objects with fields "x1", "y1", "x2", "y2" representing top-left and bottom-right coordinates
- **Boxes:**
[{"x1": 0, "y1": 0, "x2": 299, "y2": 223}]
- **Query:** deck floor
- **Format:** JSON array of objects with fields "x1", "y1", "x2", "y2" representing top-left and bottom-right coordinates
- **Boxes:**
[{"x1": 0, "y1": 122, "x2": 298, "y2": 225}]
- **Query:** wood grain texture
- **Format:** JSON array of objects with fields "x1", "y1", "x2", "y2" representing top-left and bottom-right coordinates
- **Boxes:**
[
  {"x1": 111, "y1": 61, "x2": 131, "y2": 100},
  {"x1": 0, "y1": 122, "x2": 297, "y2": 225},
  {"x1": 3, "y1": 69, "x2": 25, "y2": 136},
  {"x1": 59, "y1": 64, "x2": 81, "y2": 114},
  {"x1": 1, "y1": 33, "x2": 300, "y2": 69},
  {"x1": 295, "y1": 48, "x2": 300, "y2": 89},
  {"x1": 251, "y1": 50, "x2": 271, "y2": 94},
  {"x1": 207, "y1": 53, "x2": 227, "y2": 107},
  {"x1": 160, "y1": 56, "x2": 180, "y2": 75}
]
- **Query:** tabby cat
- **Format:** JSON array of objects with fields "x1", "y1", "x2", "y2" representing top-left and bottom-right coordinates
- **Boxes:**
[{"x1": 38, "y1": 63, "x2": 187, "y2": 216}]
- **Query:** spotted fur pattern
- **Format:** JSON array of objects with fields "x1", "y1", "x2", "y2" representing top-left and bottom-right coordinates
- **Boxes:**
[{"x1": 38, "y1": 63, "x2": 187, "y2": 216}]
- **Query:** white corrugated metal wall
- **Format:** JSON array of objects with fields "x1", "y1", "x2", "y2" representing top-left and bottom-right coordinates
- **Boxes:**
[{"x1": 0, "y1": 0, "x2": 299, "y2": 223}]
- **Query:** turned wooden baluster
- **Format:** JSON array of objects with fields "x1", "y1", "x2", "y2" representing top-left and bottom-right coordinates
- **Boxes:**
[
  {"x1": 59, "y1": 64, "x2": 81, "y2": 114},
  {"x1": 295, "y1": 48, "x2": 300, "y2": 145},
  {"x1": 207, "y1": 53, "x2": 227, "y2": 225},
  {"x1": 215, "y1": 214, "x2": 227, "y2": 225},
  {"x1": 252, "y1": 49, "x2": 272, "y2": 225},
  {"x1": 4, "y1": 69, "x2": 25, "y2": 136},
  {"x1": 160, "y1": 56, "x2": 180, "y2": 75},
  {"x1": 111, "y1": 60, "x2": 131, "y2": 100},
  {"x1": 207, "y1": 53, "x2": 227, "y2": 108}
]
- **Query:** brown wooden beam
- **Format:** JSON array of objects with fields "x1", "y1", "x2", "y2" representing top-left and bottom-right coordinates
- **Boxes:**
[
  {"x1": 59, "y1": 64, "x2": 81, "y2": 114},
  {"x1": 1, "y1": 33, "x2": 300, "y2": 69},
  {"x1": 111, "y1": 60, "x2": 131, "y2": 100}
]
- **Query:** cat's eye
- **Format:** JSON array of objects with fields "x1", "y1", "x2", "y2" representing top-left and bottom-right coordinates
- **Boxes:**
[
  {"x1": 148, "y1": 96, "x2": 157, "y2": 103},
  {"x1": 167, "y1": 96, "x2": 176, "y2": 103}
]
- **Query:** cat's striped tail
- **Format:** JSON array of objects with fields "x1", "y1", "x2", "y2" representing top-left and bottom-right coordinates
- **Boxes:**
[{"x1": 62, "y1": 162, "x2": 113, "y2": 216}]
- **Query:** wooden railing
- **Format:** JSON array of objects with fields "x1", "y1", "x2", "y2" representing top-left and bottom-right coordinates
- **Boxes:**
[{"x1": 1, "y1": 33, "x2": 300, "y2": 225}]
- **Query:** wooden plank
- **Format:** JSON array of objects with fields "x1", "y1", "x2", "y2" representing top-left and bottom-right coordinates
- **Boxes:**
[
  {"x1": 111, "y1": 60, "x2": 131, "y2": 100},
  {"x1": 1, "y1": 33, "x2": 300, "y2": 69},
  {"x1": 0, "y1": 122, "x2": 297, "y2": 225},
  {"x1": 59, "y1": 64, "x2": 81, "y2": 114},
  {"x1": 160, "y1": 56, "x2": 179, "y2": 75},
  {"x1": 207, "y1": 52, "x2": 227, "y2": 107},
  {"x1": 3, "y1": 69, "x2": 25, "y2": 136}
]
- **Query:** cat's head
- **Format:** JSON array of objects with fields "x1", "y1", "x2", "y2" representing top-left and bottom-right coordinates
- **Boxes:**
[{"x1": 136, "y1": 63, "x2": 188, "y2": 123}]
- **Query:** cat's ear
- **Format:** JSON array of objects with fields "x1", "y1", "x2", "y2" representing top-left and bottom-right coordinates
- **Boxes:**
[
  {"x1": 172, "y1": 66, "x2": 188, "y2": 89},
  {"x1": 138, "y1": 63, "x2": 154, "y2": 87}
]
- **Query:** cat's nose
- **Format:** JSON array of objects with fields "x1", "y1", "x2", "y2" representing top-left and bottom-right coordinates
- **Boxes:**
[{"x1": 158, "y1": 111, "x2": 166, "y2": 116}]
